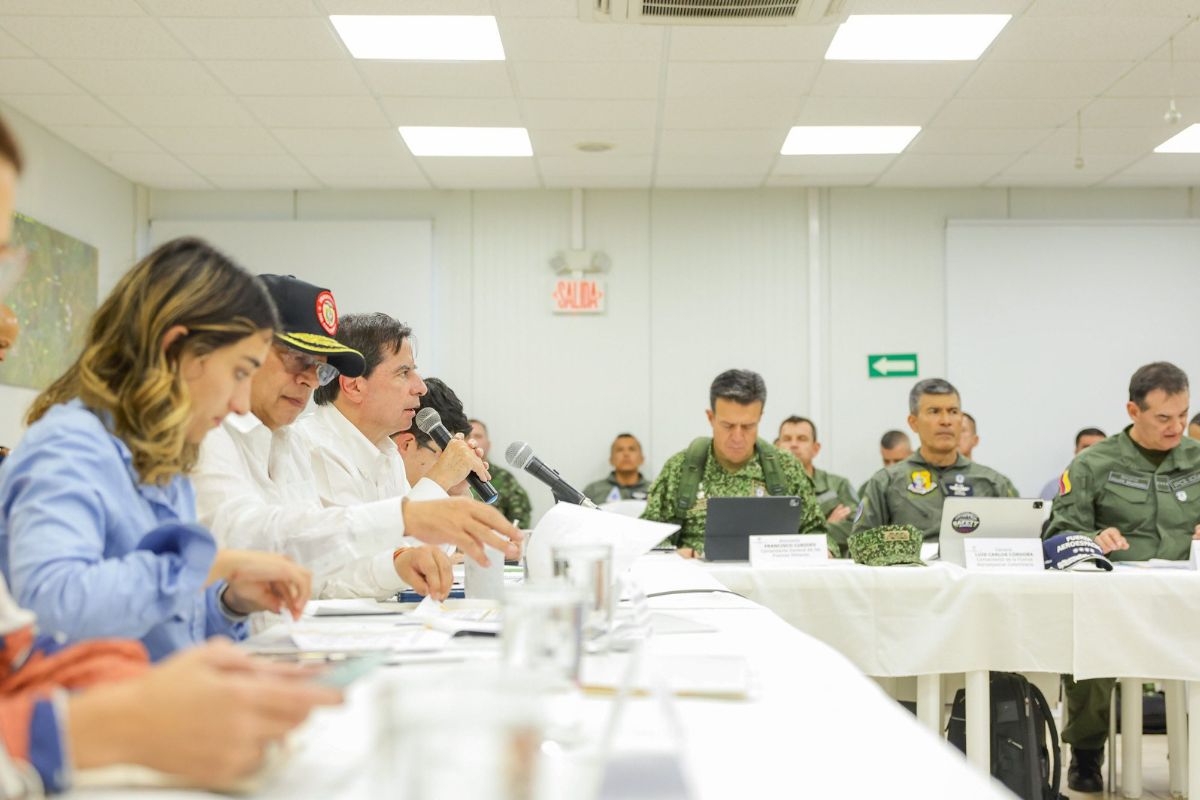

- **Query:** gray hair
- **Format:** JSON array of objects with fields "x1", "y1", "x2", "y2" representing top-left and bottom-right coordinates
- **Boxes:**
[
  {"x1": 710, "y1": 369, "x2": 767, "y2": 410},
  {"x1": 908, "y1": 378, "x2": 959, "y2": 415}
]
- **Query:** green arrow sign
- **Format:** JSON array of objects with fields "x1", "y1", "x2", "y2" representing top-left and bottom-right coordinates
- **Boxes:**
[{"x1": 868, "y1": 353, "x2": 918, "y2": 378}]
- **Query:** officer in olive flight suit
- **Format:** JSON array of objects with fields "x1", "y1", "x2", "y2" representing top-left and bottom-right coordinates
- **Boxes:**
[
  {"x1": 854, "y1": 378, "x2": 1016, "y2": 541},
  {"x1": 1044, "y1": 361, "x2": 1200, "y2": 794}
]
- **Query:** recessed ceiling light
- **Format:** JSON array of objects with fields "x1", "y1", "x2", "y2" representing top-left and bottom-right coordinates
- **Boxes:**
[
  {"x1": 781, "y1": 126, "x2": 921, "y2": 155},
  {"x1": 330, "y1": 15, "x2": 505, "y2": 61},
  {"x1": 825, "y1": 14, "x2": 1011, "y2": 61},
  {"x1": 399, "y1": 126, "x2": 532, "y2": 157},
  {"x1": 1154, "y1": 124, "x2": 1200, "y2": 153}
]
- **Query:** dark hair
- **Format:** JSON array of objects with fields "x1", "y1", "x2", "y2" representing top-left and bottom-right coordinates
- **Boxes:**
[
  {"x1": 411, "y1": 378, "x2": 470, "y2": 448},
  {"x1": 710, "y1": 369, "x2": 766, "y2": 409},
  {"x1": 314, "y1": 312, "x2": 412, "y2": 405},
  {"x1": 908, "y1": 378, "x2": 959, "y2": 415},
  {"x1": 1129, "y1": 362, "x2": 1189, "y2": 409},
  {"x1": 1074, "y1": 427, "x2": 1106, "y2": 447},
  {"x1": 962, "y1": 412, "x2": 976, "y2": 433},
  {"x1": 612, "y1": 432, "x2": 641, "y2": 449},
  {"x1": 469, "y1": 418, "x2": 487, "y2": 433},
  {"x1": 0, "y1": 113, "x2": 23, "y2": 174},
  {"x1": 778, "y1": 415, "x2": 817, "y2": 442},
  {"x1": 1191, "y1": 414, "x2": 1200, "y2": 428},
  {"x1": 880, "y1": 430, "x2": 910, "y2": 449}
]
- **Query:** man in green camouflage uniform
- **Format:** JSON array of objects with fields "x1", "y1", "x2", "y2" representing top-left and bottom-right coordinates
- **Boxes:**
[
  {"x1": 1043, "y1": 362, "x2": 1200, "y2": 793},
  {"x1": 469, "y1": 418, "x2": 532, "y2": 529},
  {"x1": 641, "y1": 369, "x2": 827, "y2": 556},
  {"x1": 775, "y1": 415, "x2": 857, "y2": 554},
  {"x1": 854, "y1": 378, "x2": 1017, "y2": 541},
  {"x1": 583, "y1": 433, "x2": 652, "y2": 505}
]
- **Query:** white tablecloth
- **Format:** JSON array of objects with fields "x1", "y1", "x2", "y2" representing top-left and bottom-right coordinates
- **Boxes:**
[
  {"x1": 706, "y1": 560, "x2": 1200, "y2": 681},
  {"x1": 66, "y1": 555, "x2": 1011, "y2": 800}
]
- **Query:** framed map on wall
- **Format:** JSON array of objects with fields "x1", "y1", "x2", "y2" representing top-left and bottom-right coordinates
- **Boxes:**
[{"x1": 1, "y1": 213, "x2": 98, "y2": 390}]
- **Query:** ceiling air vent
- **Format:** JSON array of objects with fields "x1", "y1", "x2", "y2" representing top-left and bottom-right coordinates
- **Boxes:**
[{"x1": 583, "y1": 0, "x2": 846, "y2": 25}]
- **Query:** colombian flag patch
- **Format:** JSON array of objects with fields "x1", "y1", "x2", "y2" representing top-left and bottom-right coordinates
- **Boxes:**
[{"x1": 1058, "y1": 469, "x2": 1072, "y2": 497}]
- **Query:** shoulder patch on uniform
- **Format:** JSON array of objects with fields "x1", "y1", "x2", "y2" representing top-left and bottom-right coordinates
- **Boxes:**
[{"x1": 1058, "y1": 469, "x2": 1072, "y2": 497}]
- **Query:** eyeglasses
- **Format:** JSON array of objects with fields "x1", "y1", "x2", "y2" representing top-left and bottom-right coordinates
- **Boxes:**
[{"x1": 276, "y1": 345, "x2": 340, "y2": 387}]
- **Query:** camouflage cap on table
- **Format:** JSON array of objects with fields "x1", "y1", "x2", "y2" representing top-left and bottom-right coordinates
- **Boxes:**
[{"x1": 848, "y1": 524, "x2": 926, "y2": 566}]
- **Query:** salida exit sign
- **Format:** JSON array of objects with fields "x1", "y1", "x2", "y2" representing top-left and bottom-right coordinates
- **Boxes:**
[{"x1": 552, "y1": 277, "x2": 606, "y2": 314}]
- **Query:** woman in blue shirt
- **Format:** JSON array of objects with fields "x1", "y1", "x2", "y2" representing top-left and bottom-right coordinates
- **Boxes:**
[{"x1": 0, "y1": 237, "x2": 312, "y2": 660}]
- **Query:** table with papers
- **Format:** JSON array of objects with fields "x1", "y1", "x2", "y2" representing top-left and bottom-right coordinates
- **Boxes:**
[
  {"x1": 65, "y1": 555, "x2": 1011, "y2": 800},
  {"x1": 706, "y1": 558, "x2": 1200, "y2": 798}
]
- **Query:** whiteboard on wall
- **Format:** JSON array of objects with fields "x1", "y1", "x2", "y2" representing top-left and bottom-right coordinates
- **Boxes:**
[
  {"x1": 946, "y1": 220, "x2": 1200, "y2": 497},
  {"x1": 148, "y1": 220, "x2": 436, "y2": 371}
]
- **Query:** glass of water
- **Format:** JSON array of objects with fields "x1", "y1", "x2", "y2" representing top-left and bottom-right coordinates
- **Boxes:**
[{"x1": 551, "y1": 543, "x2": 614, "y2": 651}]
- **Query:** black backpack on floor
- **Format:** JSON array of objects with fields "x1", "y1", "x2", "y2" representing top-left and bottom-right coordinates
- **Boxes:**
[{"x1": 946, "y1": 672, "x2": 1063, "y2": 800}]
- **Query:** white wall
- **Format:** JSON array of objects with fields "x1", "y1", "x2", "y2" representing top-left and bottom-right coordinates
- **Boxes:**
[
  {"x1": 0, "y1": 102, "x2": 136, "y2": 449},
  {"x1": 148, "y1": 183, "x2": 1200, "y2": 522}
]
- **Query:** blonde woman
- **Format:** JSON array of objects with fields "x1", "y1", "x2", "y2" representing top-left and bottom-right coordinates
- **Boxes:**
[{"x1": 0, "y1": 237, "x2": 312, "y2": 660}]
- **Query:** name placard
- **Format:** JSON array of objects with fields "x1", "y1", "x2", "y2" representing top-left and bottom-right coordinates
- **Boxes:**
[
  {"x1": 963, "y1": 538, "x2": 1044, "y2": 572},
  {"x1": 749, "y1": 534, "x2": 829, "y2": 568}
]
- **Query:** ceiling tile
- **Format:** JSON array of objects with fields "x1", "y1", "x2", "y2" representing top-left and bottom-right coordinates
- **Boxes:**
[
  {"x1": 317, "y1": 0, "x2": 491, "y2": 12},
  {"x1": 987, "y1": 16, "x2": 1180, "y2": 61},
  {"x1": 930, "y1": 98, "x2": 1081, "y2": 129},
  {"x1": 1025, "y1": 0, "x2": 1197, "y2": 18},
  {"x1": 875, "y1": 154, "x2": 1016, "y2": 187},
  {"x1": 774, "y1": 154, "x2": 896, "y2": 176},
  {"x1": 104, "y1": 94, "x2": 258, "y2": 127},
  {"x1": 959, "y1": 60, "x2": 1134, "y2": 99},
  {"x1": 988, "y1": 153, "x2": 1138, "y2": 185},
  {"x1": 809, "y1": 62, "x2": 975, "y2": 99},
  {"x1": 206, "y1": 60, "x2": 367, "y2": 97},
  {"x1": 0, "y1": 17, "x2": 188, "y2": 59},
  {"x1": 765, "y1": 172, "x2": 874, "y2": 187},
  {"x1": 512, "y1": 61, "x2": 659, "y2": 100},
  {"x1": 662, "y1": 97, "x2": 798, "y2": 129},
  {"x1": 493, "y1": 0, "x2": 577, "y2": 18},
  {"x1": 160, "y1": 17, "x2": 346, "y2": 60},
  {"x1": 523, "y1": 98, "x2": 657, "y2": 130},
  {"x1": 54, "y1": 59, "x2": 225, "y2": 95},
  {"x1": 1153, "y1": 21, "x2": 1200, "y2": 61},
  {"x1": 908, "y1": 127, "x2": 1050, "y2": 155},
  {"x1": 380, "y1": 96, "x2": 521, "y2": 127},
  {"x1": 849, "y1": 0, "x2": 1026, "y2": 11},
  {"x1": 357, "y1": 62, "x2": 513, "y2": 98},
  {"x1": 654, "y1": 153, "x2": 775, "y2": 176},
  {"x1": 0, "y1": 28, "x2": 32, "y2": 57},
  {"x1": 241, "y1": 96, "x2": 387, "y2": 128},
  {"x1": 667, "y1": 26, "x2": 833, "y2": 61},
  {"x1": 538, "y1": 154, "x2": 652, "y2": 180},
  {"x1": 177, "y1": 152, "x2": 315, "y2": 179},
  {"x1": 208, "y1": 172, "x2": 322, "y2": 190},
  {"x1": 1102, "y1": 153, "x2": 1200, "y2": 185},
  {"x1": 143, "y1": 126, "x2": 283, "y2": 155},
  {"x1": 272, "y1": 127, "x2": 409, "y2": 156},
  {"x1": 0, "y1": 0, "x2": 144, "y2": 14},
  {"x1": 140, "y1": 0, "x2": 321, "y2": 15},
  {"x1": 529, "y1": 129, "x2": 654, "y2": 157},
  {"x1": 1083, "y1": 96, "x2": 1200, "y2": 127},
  {"x1": 418, "y1": 157, "x2": 541, "y2": 189},
  {"x1": 1106, "y1": 61, "x2": 1200, "y2": 99},
  {"x1": 499, "y1": 18, "x2": 664, "y2": 62},
  {"x1": 2, "y1": 93, "x2": 123, "y2": 125},
  {"x1": 659, "y1": 173, "x2": 765, "y2": 188},
  {"x1": 295, "y1": 154, "x2": 430, "y2": 189},
  {"x1": 102, "y1": 152, "x2": 210, "y2": 188},
  {"x1": 795, "y1": 95, "x2": 943, "y2": 125},
  {"x1": 52, "y1": 125, "x2": 162, "y2": 154},
  {"x1": 666, "y1": 61, "x2": 819, "y2": 99},
  {"x1": 1032, "y1": 126, "x2": 1177, "y2": 156},
  {"x1": 0, "y1": 60, "x2": 79, "y2": 94},
  {"x1": 659, "y1": 129, "x2": 784, "y2": 156}
]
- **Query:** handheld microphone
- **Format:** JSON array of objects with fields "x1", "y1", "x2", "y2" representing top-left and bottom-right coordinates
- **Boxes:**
[
  {"x1": 414, "y1": 408, "x2": 499, "y2": 505},
  {"x1": 504, "y1": 441, "x2": 598, "y2": 509}
]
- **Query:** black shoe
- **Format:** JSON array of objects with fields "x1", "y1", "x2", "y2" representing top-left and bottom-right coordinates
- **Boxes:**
[{"x1": 1067, "y1": 747, "x2": 1104, "y2": 793}]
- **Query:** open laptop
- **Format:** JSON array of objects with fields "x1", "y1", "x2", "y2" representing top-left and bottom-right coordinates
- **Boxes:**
[
  {"x1": 703, "y1": 496, "x2": 804, "y2": 561},
  {"x1": 937, "y1": 497, "x2": 1046, "y2": 566}
]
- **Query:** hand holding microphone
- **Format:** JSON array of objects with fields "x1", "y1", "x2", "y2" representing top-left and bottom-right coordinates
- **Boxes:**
[{"x1": 416, "y1": 408, "x2": 499, "y2": 504}]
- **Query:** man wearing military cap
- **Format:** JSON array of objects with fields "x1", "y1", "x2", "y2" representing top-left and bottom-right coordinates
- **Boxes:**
[
  {"x1": 640, "y1": 368, "x2": 827, "y2": 557},
  {"x1": 1044, "y1": 361, "x2": 1200, "y2": 793},
  {"x1": 194, "y1": 276, "x2": 517, "y2": 600},
  {"x1": 853, "y1": 378, "x2": 1016, "y2": 541}
]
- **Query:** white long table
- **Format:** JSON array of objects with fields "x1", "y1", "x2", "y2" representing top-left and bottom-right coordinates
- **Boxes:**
[
  {"x1": 706, "y1": 559, "x2": 1200, "y2": 798},
  {"x1": 66, "y1": 555, "x2": 1012, "y2": 799}
]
